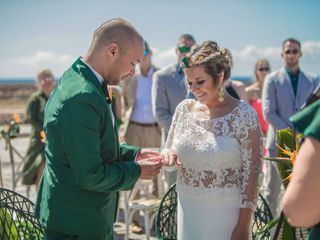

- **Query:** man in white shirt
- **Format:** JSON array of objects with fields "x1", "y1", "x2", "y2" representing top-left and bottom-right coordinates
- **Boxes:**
[
  {"x1": 122, "y1": 41, "x2": 161, "y2": 148},
  {"x1": 121, "y1": 41, "x2": 161, "y2": 234}
]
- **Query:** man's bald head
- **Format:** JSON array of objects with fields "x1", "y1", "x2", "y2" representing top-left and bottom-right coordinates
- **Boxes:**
[
  {"x1": 84, "y1": 18, "x2": 144, "y2": 85},
  {"x1": 90, "y1": 18, "x2": 143, "y2": 54}
]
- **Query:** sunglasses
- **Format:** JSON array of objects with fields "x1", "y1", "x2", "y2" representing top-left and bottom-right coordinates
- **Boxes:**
[
  {"x1": 178, "y1": 46, "x2": 191, "y2": 53},
  {"x1": 258, "y1": 67, "x2": 270, "y2": 72},
  {"x1": 143, "y1": 49, "x2": 149, "y2": 57},
  {"x1": 284, "y1": 49, "x2": 299, "y2": 55}
]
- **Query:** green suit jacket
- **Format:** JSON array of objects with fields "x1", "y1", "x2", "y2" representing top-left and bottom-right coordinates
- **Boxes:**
[{"x1": 35, "y1": 58, "x2": 141, "y2": 236}]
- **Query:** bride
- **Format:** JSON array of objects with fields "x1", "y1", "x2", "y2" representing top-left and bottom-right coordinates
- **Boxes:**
[{"x1": 161, "y1": 41, "x2": 263, "y2": 240}]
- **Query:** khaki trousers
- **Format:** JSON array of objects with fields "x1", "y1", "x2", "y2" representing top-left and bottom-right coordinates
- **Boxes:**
[
  {"x1": 125, "y1": 122, "x2": 161, "y2": 224},
  {"x1": 125, "y1": 122, "x2": 161, "y2": 148}
]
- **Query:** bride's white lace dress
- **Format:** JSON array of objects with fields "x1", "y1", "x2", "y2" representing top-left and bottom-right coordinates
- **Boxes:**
[{"x1": 163, "y1": 99, "x2": 263, "y2": 240}]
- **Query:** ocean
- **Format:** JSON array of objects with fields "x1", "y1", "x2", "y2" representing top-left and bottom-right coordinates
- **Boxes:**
[{"x1": 0, "y1": 78, "x2": 36, "y2": 84}]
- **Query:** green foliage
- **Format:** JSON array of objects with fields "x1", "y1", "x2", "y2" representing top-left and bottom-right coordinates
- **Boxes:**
[
  {"x1": 0, "y1": 208, "x2": 18, "y2": 240},
  {"x1": 260, "y1": 128, "x2": 304, "y2": 239},
  {"x1": 0, "y1": 207, "x2": 43, "y2": 240}
]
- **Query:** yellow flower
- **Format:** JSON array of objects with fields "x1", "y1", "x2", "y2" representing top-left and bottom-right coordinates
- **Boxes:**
[{"x1": 40, "y1": 131, "x2": 46, "y2": 143}]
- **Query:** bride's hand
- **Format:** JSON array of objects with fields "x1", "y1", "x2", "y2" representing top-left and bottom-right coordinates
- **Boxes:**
[
  {"x1": 230, "y1": 223, "x2": 249, "y2": 240},
  {"x1": 161, "y1": 150, "x2": 181, "y2": 166}
]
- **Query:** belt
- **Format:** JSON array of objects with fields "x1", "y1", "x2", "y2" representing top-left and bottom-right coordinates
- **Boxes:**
[{"x1": 130, "y1": 121, "x2": 158, "y2": 127}]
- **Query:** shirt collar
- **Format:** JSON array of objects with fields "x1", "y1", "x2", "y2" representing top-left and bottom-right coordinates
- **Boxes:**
[
  {"x1": 286, "y1": 67, "x2": 300, "y2": 78},
  {"x1": 80, "y1": 58, "x2": 104, "y2": 85},
  {"x1": 137, "y1": 65, "x2": 155, "y2": 78}
]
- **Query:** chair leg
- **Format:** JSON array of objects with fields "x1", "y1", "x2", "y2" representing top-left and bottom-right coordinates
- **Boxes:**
[{"x1": 143, "y1": 211, "x2": 150, "y2": 240}]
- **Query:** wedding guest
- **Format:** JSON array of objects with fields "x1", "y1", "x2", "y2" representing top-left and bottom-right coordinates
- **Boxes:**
[
  {"x1": 152, "y1": 34, "x2": 196, "y2": 187},
  {"x1": 246, "y1": 59, "x2": 271, "y2": 136},
  {"x1": 224, "y1": 49, "x2": 248, "y2": 102},
  {"x1": 121, "y1": 41, "x2": 161, "y2": 234},
  {"x1": 162, "y1": 40, "x2": 263, "y2": 239},
  {"x1": 22, "y1": 69, "x2": 55, "y2": 190},
  {"x1": 262, "y1": 38, "x2": 318, "y2": 216}
]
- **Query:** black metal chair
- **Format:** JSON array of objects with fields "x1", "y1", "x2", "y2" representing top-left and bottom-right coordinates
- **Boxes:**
[
  {"x1": 0, "y1": 187, "x2": 44, "y2": 239},
  {"x1": 252, "y1": 192, "x2": 273, "y2": 239},
  {"x1": 156, "y1": 184, "x2": 273, "y2": 240},
  {"x1": 156, "y1": 184, "x2": 177, "y2": 240}
]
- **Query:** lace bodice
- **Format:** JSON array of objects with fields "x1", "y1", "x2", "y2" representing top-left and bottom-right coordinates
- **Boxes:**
[{"x1": 163, "y1": 99, "x2": 263, "y2": 209}]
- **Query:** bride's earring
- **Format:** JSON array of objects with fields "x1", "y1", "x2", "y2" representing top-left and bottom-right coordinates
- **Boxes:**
[{"x1": 218, "y1": 86, "x2": 224, "y2": 103}]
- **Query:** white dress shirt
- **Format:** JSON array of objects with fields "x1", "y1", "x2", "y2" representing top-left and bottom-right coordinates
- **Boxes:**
[{"x1": 131, "y1": 66, "x2": 156, "y2": 124}]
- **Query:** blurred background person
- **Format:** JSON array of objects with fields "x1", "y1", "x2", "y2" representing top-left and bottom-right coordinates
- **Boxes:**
[
  {"x1": 223, "y1": 49, "x2": 248, "y2": 102},
  {"x1": 152, "y1": 33, "x2": 196, "y2": 188},
  {"x1": 122, "y1": 41, "x2": 160, "y2": 149},
  {"x1": 121, "y1": 41, "x2": 161, "y2": 234},
  {"x1": 246, "y1": 59, "x2": 271, "y2": 198},
  {"x1": 22, "y1": 69, "x2": 55, "y2": 190},
  {"x1": 262, "y1": 38, "x2": 318, "y2": 217},
  {"x1": 246, "y1": 59, "x2": 270, "y2": 136}
]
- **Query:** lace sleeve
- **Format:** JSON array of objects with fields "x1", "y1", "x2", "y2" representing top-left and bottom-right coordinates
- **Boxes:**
[
  {"x1": 237, "y1": 105, "x2": 263, "y2": 209},
  {"x1": 161, "y1": 100, "x2": 187, "y2": 154}
]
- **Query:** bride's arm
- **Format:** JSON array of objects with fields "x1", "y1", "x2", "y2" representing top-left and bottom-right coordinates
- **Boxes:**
[
  {"x1": 233, "y1": 106, "x2": 263, "y2": 237},
  {"x1": 161, "y1": 100, "x2": 186, "y2": 167}
]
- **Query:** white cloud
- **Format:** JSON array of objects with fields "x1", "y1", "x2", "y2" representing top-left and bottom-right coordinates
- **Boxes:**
[
  {"x1": 152, "y1": 47, "x2": 176, "y2": 68},
  {"x1": 1, "y1": 41, "x2": 319, "y2": 79},
  {"x1": 0, "y1": 51, "x2": 75, "y2": 78},
  {"x1": 231, "y1": 41, "x2": 320, "y2": 77}
]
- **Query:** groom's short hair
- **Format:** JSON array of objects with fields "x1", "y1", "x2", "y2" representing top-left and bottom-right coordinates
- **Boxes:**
[{"x1": 90, "y1": 18, "x2": 143, "y2": 54}]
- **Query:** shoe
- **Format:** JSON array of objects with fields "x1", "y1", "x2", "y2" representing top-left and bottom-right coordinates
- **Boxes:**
[{"x1": 130, "y1": 222, "x2": 144, "y2": 234}]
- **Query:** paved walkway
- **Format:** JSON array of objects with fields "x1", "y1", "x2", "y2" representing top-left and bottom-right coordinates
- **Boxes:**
[{"x1": 0, "y1": 124, "x2": 157, "y2": 240}]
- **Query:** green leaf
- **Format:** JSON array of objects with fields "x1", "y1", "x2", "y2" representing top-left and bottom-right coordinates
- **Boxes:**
[
  {"x1": 282, "y1": 218, "x2": 296, "y2": 239},
  {"x1": 276, "y1": 129, "x2": 296, "y2": 188},
  {"x1": 255, "y1": 216, "x2": 280, "y2": 236}
]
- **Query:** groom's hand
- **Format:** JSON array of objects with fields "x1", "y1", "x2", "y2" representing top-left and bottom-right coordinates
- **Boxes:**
[
  {"x1": 136, "y1": 149, "x2": 162, "y2": 180},
  {"x1": 136, "y1": 148, "x2": 160, "y2": 160},
  {"x1": 137, "y1": 156, "x2": 162, "y2": 180}
]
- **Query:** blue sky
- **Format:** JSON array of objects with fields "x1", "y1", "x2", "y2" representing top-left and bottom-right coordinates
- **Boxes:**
[{"x1": 1, "y1": 0, "x2": 319, "y2": 78}]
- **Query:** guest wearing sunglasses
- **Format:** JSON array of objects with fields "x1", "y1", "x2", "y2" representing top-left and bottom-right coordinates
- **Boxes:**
[
  {"x1": 262, "y1": 38, "x2": 318, "y2": 218},
  {"x1": 152, "y1": 34, "x2": 196, "y2": 188},
  {"x1": 246, "y1": 59, "x2": 271, "y2": 136}
]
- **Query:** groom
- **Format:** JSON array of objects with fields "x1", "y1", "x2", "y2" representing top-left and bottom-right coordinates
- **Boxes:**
[{"x1": 35, "y1": 18, "x2": 163, "y2": 239}]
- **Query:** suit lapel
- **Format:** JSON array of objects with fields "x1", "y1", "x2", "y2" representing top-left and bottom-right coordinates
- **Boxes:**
[
  {"x1": 281, "y1": 68, "x2": 295, "y2": 101},
  {"x1": 72, "y1": 57, "x2": 120, "y2": 155}
]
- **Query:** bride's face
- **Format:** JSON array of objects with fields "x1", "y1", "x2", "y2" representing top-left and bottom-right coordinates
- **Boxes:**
[{"x1": 185, "y1": 66, "x2": 220, "y2": 105}]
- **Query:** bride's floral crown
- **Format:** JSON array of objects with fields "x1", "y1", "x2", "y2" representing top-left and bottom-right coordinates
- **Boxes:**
[{"x1": 180, "y1": 42, "x2": 231, "y2": 70}]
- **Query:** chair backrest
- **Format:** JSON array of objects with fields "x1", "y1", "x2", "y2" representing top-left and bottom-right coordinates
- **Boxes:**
[
  {"x1": 0, "y1": 188, "x2": 44, "y2": 239},
  {"x1": 155, "y1": 184, "x2": 273, "y2": 240},
  {"x1": 252, "y1": 193, "x2": 273, "y2": 239},
  {"x1": 156, "y1": 184, "x2": 177, "y2": 240}
]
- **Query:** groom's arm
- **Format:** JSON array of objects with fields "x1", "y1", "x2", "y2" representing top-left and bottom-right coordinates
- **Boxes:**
[
  {"x1": 60, "y1": 94, "x2": 141, "y2": 192},
  {"x1": 120, "y1": 144, "x2": 141, "y2": 161}
]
